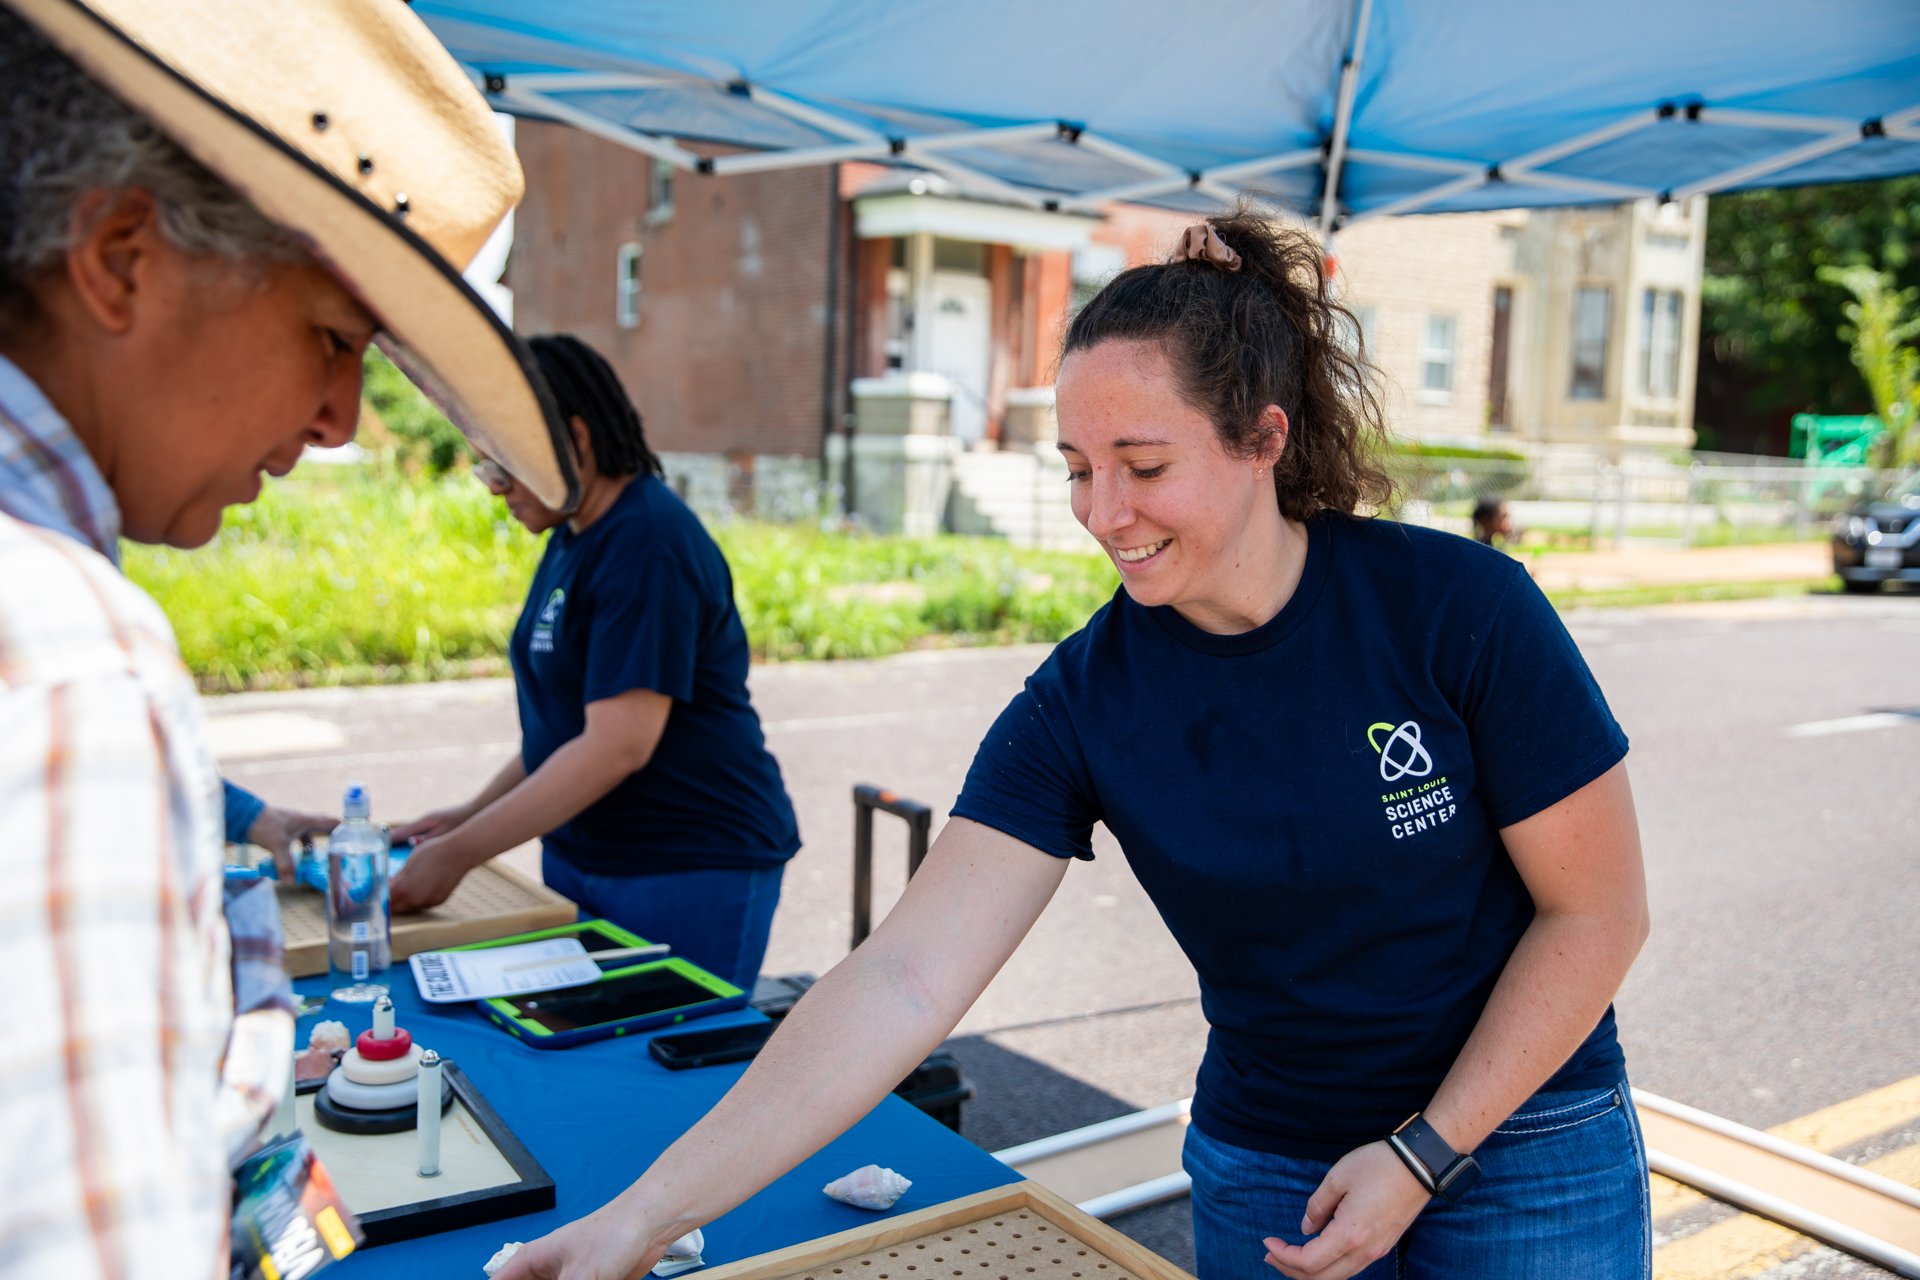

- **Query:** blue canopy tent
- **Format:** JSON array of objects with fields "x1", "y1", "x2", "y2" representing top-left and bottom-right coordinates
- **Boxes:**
[{"x1": 415, "y1": 0, "x2": 1920, "y2": 228}]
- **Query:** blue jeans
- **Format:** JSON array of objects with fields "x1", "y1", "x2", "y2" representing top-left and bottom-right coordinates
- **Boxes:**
[
  {"x1": 1184, "y1": 1082, "x2": 1650, "y2": 1280},
  {"x1": 540, "y1": 850, "x2": 785, "y2": 991}
]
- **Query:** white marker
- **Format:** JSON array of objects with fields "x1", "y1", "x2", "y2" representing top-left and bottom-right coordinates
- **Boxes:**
[
  {"x1": 374, "y1": 995, "x2": 396, "y2": 1041},
  {"x1": 417, "y1": 1050, "x2": 442, "y2": 1177}
]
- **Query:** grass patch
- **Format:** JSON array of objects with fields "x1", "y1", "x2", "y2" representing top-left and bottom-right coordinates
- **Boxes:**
[
  {"x1": 125, "y1": 469, "x2": 1119, "y2": 689},
  {"x1": 125, "y1": 470, "x2": 541, "y2": 691},
  {"x1": 1543, "y1": 577, "x2": 1829, "y2": 611}
]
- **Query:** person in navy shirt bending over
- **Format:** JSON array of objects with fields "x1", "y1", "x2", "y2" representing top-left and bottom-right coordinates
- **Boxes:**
[
  {"x1": 391, "y1": 335, "x2": 799, "y2": 989},
  {"x1": 497, "y1": 216, "x2": 1650, "y2": 1280}
]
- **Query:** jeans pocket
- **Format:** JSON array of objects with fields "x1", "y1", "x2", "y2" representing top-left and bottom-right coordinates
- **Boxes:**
[{"x1": 1492, "y1": 1083, "x2": 1624, "y2": 1137}]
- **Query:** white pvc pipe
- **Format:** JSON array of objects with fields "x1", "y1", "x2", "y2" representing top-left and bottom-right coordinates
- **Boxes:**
[
  {"x1": 1078, "y1": 1173, "x2": 1193, "y2": 1222},
  {"x1": 993, "y1": 1099, "x2": 1191, "y2": 1167},
  {"x1": 1647, "y1": 1151, "x2": 1920, "y2": 1279},
  {"x1": 1633, "y1": 1089, "x2": 1920, "y2": 1210}
]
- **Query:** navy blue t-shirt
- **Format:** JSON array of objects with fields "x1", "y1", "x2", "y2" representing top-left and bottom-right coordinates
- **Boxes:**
[
  {"x1": 509, "y1": 476, "x2": 799, "y2": 876},
  {"x1": 954, "y1": 514, "x2": 1629, "y2": 1160}
]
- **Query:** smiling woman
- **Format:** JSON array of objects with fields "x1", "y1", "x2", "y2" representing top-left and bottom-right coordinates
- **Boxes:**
[{"x1": 490, "y1": 214, "x2": 1651, "y2": 1280}]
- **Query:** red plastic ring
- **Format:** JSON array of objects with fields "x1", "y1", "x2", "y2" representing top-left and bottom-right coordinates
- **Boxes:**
[{"x1": 356, "y1": 1027, "x2": 413, "y2": 1061}]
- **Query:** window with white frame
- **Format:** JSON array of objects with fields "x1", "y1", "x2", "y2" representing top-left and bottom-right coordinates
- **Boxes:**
[
  {"x1": 615, "y1": 241, "x2": 642, "y2": 328},
  {"x1": 1570, "y1": 286, "x2": 1610, "y2": 400},
  {"x1": 883, "y1": 267, "x2": 909, "y2": 370},
  {"x1": 1638, "y1": 288, "x2": 1683, "y2": 399},
  {"x1": 647, "y1": 161, "x2": 674, "y2": 222},
  {"x1": 1419, "y1": 314, "x2": 1457, "y2": 399}
]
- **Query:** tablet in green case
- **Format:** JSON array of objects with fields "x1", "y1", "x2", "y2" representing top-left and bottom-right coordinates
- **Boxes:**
[{"x1": 443, "y1": 921, "x2": 747, "y2": 1049}]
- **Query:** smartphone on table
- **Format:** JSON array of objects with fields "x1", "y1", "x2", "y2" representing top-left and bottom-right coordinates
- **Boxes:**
[{"x1": 648, "y1": 1019, "x2": 776, "y2": 1069}]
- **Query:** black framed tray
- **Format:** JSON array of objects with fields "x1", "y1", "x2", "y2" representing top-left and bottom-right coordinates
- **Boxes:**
[{"x1": 297, "y1": 1061, "x2": 554, "y2": 1246}]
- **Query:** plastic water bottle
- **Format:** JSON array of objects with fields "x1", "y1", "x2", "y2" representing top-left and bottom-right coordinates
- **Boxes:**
[{"x1": 326, "y1": 782, "x2": 391, "y2": 1002}]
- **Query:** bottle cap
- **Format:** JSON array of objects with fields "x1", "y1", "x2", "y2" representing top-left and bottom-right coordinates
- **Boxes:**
[{"x1": 343, "y1": 782, "x2": 370, "y2": 820}]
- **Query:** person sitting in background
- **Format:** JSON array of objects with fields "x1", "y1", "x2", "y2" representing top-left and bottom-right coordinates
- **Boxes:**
[
  {"x1": 392, "y1": 335, "x2": 801, "y2": 990},
  {"x1": 1471, "y1": 496, "x2": 1516, "y2": 547},
  {"x1": 0, "y1": 2, "x2": 554, "y2": 1274}
]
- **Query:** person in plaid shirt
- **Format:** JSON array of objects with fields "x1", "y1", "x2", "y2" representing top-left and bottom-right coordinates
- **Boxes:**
[{"x1": 0, "y1": 1, "x2": 571, "y2": 1274}]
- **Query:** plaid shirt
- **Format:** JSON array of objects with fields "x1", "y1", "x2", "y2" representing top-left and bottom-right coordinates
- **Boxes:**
[{"x1": 0, "y1": 356, "x2": 293, "y2": 1279}]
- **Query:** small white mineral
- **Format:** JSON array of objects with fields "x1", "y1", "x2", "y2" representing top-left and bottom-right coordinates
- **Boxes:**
[
  {"x1": 822, "y1": 1164, "x2": 912, "y2": 1211},
  {"x1": 653, "y1": 1228, "x2": 705, "y2": 1277},
  {"x1": 483, "y1": 1241, "x2": 522, "y2": 1276}
]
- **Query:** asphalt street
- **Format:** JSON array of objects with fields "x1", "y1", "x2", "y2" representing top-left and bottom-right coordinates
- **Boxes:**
[{"x1": 215, "y1": 589, "x2": 1920, "y2": 1278}]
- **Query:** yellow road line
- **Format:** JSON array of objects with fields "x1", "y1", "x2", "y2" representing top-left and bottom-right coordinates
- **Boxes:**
[
  {"x1": 1650, "y1": 1074, "x2": 1920, "y2": 1221},
  {"x1": 1652, "y1": 1138, "x2": 1920, "y2": 1279}
]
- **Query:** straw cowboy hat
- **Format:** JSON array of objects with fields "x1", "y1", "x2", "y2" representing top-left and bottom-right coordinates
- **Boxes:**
[{"x1": 6, "y1": 0, "x2": 579, "y2": 510}]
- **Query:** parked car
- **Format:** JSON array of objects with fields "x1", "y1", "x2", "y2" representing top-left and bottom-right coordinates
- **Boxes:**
[{"x1": 1832, "y1": 473, "x2": 1920, "y2": 592}]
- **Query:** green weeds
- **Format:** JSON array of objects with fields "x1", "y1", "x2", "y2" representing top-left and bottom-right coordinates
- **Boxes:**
[{"x1": 125, "y1": 470, "x2": 1118, "y2": 689}]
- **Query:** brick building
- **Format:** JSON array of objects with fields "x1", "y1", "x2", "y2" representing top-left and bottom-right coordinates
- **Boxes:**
[{"x1": 506, "y1": 122, "x2": 1704, "y2": 538}]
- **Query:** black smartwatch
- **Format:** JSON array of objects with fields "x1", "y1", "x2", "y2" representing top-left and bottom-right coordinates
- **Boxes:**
[{"x1": 1386, "y1": 1113, "x2": 1481, "y2": 1201}]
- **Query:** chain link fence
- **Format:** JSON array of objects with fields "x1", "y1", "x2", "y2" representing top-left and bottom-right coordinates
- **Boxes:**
[{"x1": 1386, "y1": 454, "x2": 1908, "y2": 549}]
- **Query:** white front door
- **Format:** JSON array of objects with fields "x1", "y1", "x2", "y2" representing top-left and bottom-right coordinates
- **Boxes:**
[{"x1": 929, "y1": 271, "x2": 993, "y2": 445}]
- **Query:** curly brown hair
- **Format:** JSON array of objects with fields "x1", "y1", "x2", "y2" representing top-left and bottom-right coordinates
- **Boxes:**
[{"x1": 1062, "y1": 209, "x2": 1392, "y2": 523}]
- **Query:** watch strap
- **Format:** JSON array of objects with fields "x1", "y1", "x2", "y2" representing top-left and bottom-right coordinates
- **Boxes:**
[{"x1": 1387, "y1": 1113, "x2": 1479, "y2": 1200}]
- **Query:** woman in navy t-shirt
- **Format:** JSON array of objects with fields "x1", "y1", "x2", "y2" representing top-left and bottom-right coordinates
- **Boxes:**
[
  {"x1": 496, "y1": 220, "x2": 1650, "y2": 1280},
  {"x1": 390, "y1": 336, "x2": 799, "y2": 989}
]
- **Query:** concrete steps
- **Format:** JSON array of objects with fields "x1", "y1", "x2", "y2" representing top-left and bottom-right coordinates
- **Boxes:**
[{"x1": 948, "y1": 449, "x2": 1089, "y2": 551}]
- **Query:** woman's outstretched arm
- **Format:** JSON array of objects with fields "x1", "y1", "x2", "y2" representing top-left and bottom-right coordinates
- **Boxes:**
[{"x1": 497, "y1": 816, "x2": 1072, "y2": 1280}]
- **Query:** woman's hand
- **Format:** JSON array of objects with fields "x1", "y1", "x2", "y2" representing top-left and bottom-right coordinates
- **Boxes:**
[
  {"x1": 492, "y1": 1192, "x2": 674, "y2": 1280},
  {"x1": 1262, "y1": 1141, "x2": 1429, "y2": 1279},
  {"x1": 247, "y1": 804, "x2": 336, "y2": 877},
  {"x1": 392, "y1": 803, "x2": 473, "y2": 845},
  {"x1": 388, "y1": 835, "x2": 472, "y2": 914}
]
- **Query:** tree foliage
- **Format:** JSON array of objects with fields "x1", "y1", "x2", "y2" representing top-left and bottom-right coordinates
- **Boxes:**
[
  {"x1": 1816, "y1": 264, "x2": 1920, "y2": 466},
  {"x1": 1702, "y1": 177, "x2": 1920, "y2": 419},
  {"x1": 362, "y1": 346, "x2": 467, "y2": 475}
]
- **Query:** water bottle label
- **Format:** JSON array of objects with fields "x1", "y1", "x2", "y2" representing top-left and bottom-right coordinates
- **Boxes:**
[
  {"x1": 352, "y1": 950, "x2": 369, "y2": 980},
  {"x1": 351, "y1": 921, "x2": 371, "y2": 943}
]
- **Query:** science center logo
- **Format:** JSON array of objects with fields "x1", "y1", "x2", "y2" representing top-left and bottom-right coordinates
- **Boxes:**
[
  {"x1": 531, "y1": 588, "x2": 565, "y2": 653},
  {"x1": 1367, "y1": 719, "x2": 1432, "y2": 782},
  {"x1": 1369, "y1": 718, "x2": 1457, "y2": 841}
]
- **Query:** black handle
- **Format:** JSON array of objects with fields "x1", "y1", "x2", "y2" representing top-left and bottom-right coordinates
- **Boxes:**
[{"x1": 850, "y1": 784, "x2": 932, "y2": 949}]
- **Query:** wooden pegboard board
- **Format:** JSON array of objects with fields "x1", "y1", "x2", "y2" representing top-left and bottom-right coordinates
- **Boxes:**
[
  {"x1": 279, "y1": 858, "x2": 576, "y2": 978},
  {"x1": 701, "y1": 1183, "x2": 1194, "y2": 1280}
]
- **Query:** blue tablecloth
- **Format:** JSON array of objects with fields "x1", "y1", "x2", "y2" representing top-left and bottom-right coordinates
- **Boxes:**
[{"x1": 295, "y1": 976, "x2": 1019, "y2": 1277}]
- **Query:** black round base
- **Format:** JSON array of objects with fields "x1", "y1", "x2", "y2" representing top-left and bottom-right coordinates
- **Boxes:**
[{"x1": 312, "y1": 1075, "x2": 453, "y2": 1135}]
